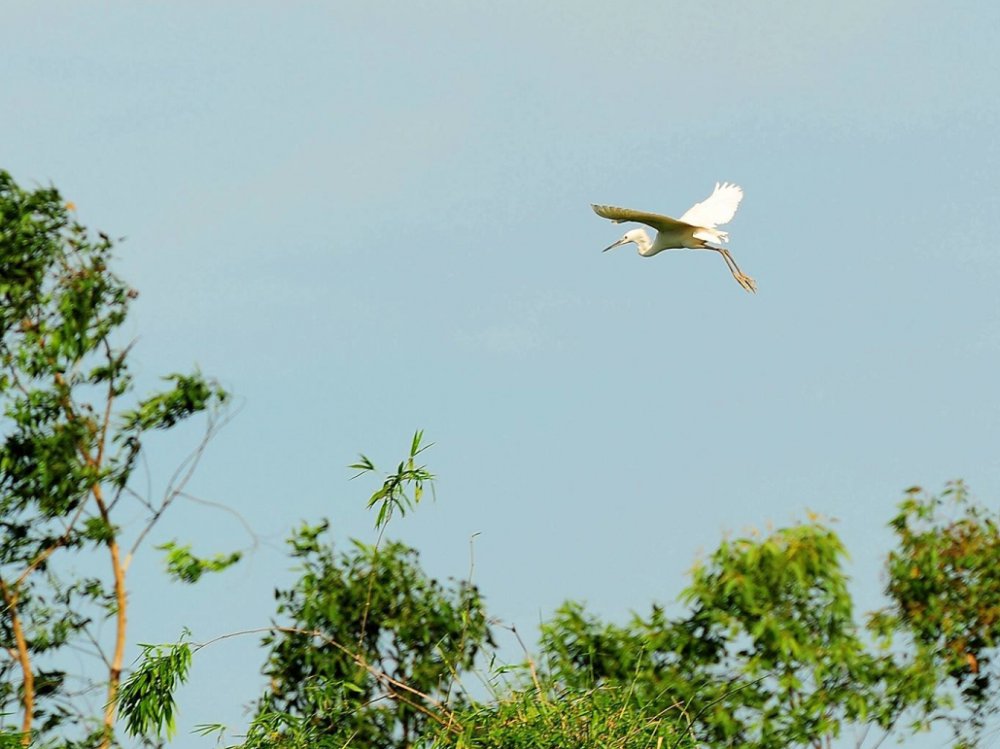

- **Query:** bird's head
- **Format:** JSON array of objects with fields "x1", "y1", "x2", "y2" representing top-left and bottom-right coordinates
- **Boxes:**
[{"x1": 603, "y1": 229, "x2": 646, "y2": 253}]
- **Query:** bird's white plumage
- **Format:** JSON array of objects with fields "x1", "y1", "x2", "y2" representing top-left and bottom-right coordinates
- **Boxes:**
[{"x1": 678, "y1": 182, "x2": 743, "y2": 230}]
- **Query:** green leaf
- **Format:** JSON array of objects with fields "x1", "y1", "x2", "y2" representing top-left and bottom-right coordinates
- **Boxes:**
[
  {"x1": 118, "y1": 639, "x2": 192, "y2": 739},
  {"x1": 157, "y1": 540, "x2": 242, "y2": 584}
]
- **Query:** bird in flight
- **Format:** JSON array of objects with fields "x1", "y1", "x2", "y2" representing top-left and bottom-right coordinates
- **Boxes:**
[{"x1": 592, "y1": 183, "x2": 756, "y2": 293}]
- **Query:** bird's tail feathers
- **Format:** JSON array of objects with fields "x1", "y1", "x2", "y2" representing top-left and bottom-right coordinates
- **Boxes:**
[{"x1": 694, "y1": 227, "x2": 729, "y2": 244}]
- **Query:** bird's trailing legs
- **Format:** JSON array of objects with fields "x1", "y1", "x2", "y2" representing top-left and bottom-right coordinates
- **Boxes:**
[{"x1": 705, "y1": 245, "x2": 756, "y2": 293}]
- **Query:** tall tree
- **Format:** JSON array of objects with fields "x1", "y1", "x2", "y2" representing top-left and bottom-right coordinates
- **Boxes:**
[
  {"x1": 257, "y1": 435, "x2": 493, "y2": 749},
  {"x1": 0, "y1": 171, "x2": 233, "y2": 748}
]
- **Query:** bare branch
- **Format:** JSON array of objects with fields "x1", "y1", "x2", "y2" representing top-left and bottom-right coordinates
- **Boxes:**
[{"x1": 122, "y1": 402, "x2": 239, "y2": 572}]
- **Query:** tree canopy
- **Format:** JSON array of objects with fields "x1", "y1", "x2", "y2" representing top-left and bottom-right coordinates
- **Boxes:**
[{"x1": 0, "y1": 170, "x2": 232, "y2": 748}]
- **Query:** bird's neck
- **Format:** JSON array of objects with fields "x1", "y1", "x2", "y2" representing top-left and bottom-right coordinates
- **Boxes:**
[{"x1": 635, "y1": 230, "x2": 652, "y2": 255}]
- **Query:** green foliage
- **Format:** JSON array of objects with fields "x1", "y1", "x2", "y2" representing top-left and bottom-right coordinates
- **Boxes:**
[
  {"x1": 872, "y1": 481, "x2": 1000, "y2": 744},
  {"x1": 223, "y1": 711, "x2": 325, "y2": 749},
  {"x1": 0, "y1": 172, "x2": 128, "y2": 379},
  {"x1": 442, "y1": 684, "x2": 695, "y2": 749},
  {"x1": 117, "y1": 639, "x2": 192, "y2": 740},
  {"x1": 0, "y1": 169, "x2": 231, "y2": 747},
  {"x1": 258, "y1": 521, "x2": 493, "y2": 749},
  {"x1": 350, "y1": 430, "x2": 434, "y2": 530},
  {"x1": 120, "y1": 372, "x2": 228, "y2": 433},
  {"x1": 678, "y1": 522, "x2": 901, "y2": 746},
  {"x1": 0, "y1": 723, "x2": 26, "y2": 749},
  {"x1": 157, "y1": 541, "x2": 242, "y2": 584}
]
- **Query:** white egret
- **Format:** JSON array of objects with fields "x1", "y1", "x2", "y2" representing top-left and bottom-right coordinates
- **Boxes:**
[{"x1": 592, "y1": 182, "x2": 757, "y2": 293}]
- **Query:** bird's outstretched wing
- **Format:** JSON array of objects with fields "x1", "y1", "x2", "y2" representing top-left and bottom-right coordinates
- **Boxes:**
[
  {"x1": 678, "y1": 182, "x2": 743, "y2": 228},
  {"x1": 591, "y1": 204, "x2": 690, "y2": 233}
]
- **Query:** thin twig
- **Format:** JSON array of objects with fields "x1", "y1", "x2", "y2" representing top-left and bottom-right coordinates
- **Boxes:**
[
  {"x1": 81, "y1": 624, "x2": 113, "y2": 671},
  {"x1": 176, "y1": 491, "x2": 262, "y2": 550},
  {"x1": 443, "y1": 532, "x2": 482, "y2": 707},
  {"x1": 503, "y1": 623, "x2": 544, "y2": 697},
  {"x1": 356, "y1": 521, "x2": 388, "y2": 653},
  {"x1": 14, "y1": 498, "x2": 90, "y2": 589},
  {"x1": 123, "y1": 404, "x2": 238, "y2": 571}
]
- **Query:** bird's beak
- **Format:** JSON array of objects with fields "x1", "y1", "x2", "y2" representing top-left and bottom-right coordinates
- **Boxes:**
[{"x1": 603, "y1": 238, "x2": 627, "y2": 253}]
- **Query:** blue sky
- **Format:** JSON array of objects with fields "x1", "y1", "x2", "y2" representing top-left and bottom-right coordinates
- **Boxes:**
[{"x1": 4, "y1": 1, "x2": 1000, "y2": 744}]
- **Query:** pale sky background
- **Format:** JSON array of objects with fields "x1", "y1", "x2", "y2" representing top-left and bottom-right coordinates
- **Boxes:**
[{"x1": 3, "y1": 1, "x2": 1000, "y2": 746}]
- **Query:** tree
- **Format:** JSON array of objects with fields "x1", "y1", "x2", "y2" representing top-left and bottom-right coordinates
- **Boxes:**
[
  {"x1": 257, "y1": 529, "x2": 492, "y2": 748},
  {"x1": 253, "y1": 433, "x2": 493, "y2": 748},
  {"x1": 0, "y1": 170, "x2": 234, "y2": 748},
  {"x1": 872, "y1": 481, "x2": 1000, "y2": 746},
  {"x1": 539, "y1": 522, "x2": 903, "y2": 749}
]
